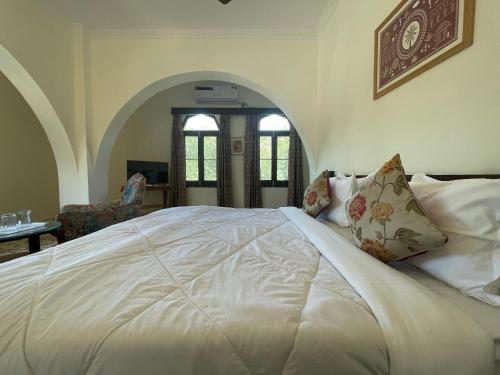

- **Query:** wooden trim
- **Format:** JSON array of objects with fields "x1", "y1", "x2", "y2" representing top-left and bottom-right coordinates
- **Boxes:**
[
  {"x1": 172, "y1": 107, "x2": 284, "y2": 116},
  {"x1": 424, "y1": 174, "x2": 499, "y2": 181},
  {"x1": 259, "y1": 131, "x2": 290, "y2": 188},
  {"x1": 330, "y1": 172, "x2": 500, "y2": 181},
  {"x1": 373, "y1": 0, "x2": 476, "y2": 100},
  {"x1": 184, "y1": 130, "x2": 218, "y2": 188}
]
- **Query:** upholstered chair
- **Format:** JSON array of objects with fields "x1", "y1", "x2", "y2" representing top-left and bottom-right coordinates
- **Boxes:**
[{"x1": 56, "y1": 173, "x2": 146, "y2": 242}]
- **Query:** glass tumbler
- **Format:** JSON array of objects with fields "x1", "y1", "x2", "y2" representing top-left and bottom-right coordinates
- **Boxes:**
[
  {"x1": 1, "y1": 213, "x2": 17, "y2": 232},
  {"x1": 18, "y1": 209, "x2": 32, "y2": 226}
]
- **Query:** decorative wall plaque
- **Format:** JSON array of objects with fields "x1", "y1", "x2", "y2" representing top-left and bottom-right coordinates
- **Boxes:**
[
  {"x1": 374, "y1": 0, "x2": 475, "y2": 99},
  {"x1": 231, "y1": 138, "x2": 245, "y2": 155}
]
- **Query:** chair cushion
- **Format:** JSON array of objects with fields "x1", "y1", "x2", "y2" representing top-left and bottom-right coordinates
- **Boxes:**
[{"x1": 122, "y1": 173, "x2": 146, "y2": 205}]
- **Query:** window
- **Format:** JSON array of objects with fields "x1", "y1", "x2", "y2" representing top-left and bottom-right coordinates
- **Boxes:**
[
  {"x1": 184, "y1": 114, "x2": 219, "y2": 187},
  {"x1": 259, "y1": 114, "x2": 290, "y2": 187}
]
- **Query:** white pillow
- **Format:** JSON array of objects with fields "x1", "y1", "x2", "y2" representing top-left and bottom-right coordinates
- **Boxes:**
[
  {"x1": 406, "y1": 177, "x2": 500, "y2": 306},
  {"x1": 485, "y1": 278, "x2": 500, "y2": 295},
  {"x1": 320, "y1": 175, "x2": 358, "y2": 227},
  {"x1": 410, "y1": 173, "x2": 437, "y2": 183}
]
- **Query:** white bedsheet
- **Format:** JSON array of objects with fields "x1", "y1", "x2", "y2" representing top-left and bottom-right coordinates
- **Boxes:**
[
  {"x1": 392, "y1": 262, "x2": 500, "y2": 375},
  {"x1": 284, "y1": 208, "x2": 494, "y2": 375},
  {"x1": 320, "y1": 218, "x2": 499, "y2": 374},
  {"x1": 0, "y1": 206, "x2": 494, "y2": 374}
]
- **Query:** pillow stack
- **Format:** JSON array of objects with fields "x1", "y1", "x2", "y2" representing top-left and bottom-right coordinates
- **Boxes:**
[
  {"x1": 317, "y1": 157, "x2": 499, "y2": 307},
  {"x1": 320, "y1": 175, "x2": 359, "y2": 227},
  {"x1": 406, "y1": 174, "x2": 500, "y2": 306}
]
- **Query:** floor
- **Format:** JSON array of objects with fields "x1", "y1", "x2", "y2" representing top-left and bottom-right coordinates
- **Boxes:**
[{"x1": 0, "y1": 234, "x2": 58, "y2": 263}]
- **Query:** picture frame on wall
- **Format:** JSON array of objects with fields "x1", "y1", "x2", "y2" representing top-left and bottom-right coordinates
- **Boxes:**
[
  {"x1": 231, "y1": 138, "x2": 245, "y2": 155},
  {"x1": 374, "y1": 0, "x2": 475, "y2": 100}
]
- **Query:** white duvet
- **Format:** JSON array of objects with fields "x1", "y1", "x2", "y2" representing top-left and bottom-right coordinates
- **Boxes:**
[{"x1": 0, "y1": 206, "x2": 494, "y2": 375}]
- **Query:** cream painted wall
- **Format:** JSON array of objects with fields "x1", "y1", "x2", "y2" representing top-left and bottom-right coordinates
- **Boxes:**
[
  {"x1": 0, "y1": 72, "x2": 59, "y2": 220},
  {"x1": 0, "y1": 0, "x2": 91, "y2": 206},
  {"x1": 109, "y1": 82, "x2": 309, "y2": 208},
  {"x1": 0, "y1": 0, "x2": 77, "y2": 154},
  {"x1": 87, "y1": 36, "x2": 318, "y2": 194},
  {"x1": 317, "y1": 0, "x2": 500, "y2": 175}
]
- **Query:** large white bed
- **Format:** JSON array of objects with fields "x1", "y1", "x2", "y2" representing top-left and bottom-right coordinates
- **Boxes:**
[
  {"x1": 321, "y1": 219, "x2": 500, "y2": 374},
  {"x1": 0, "y1": 206, "x2": 497, "y2": 374}
]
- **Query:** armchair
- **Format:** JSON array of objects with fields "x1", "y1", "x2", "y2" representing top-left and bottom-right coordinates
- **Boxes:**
[{"x1": 56, "y1": 173, "x2": 146, "y2": 242}]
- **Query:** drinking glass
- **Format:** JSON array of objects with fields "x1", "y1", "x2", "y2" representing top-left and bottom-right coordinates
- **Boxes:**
[
  {"x1": 1, "y1": 213, "x2": 17, "y2": 232},
  {"x1": 18, "y1": 209, "x2": 32, "y2": 226}
]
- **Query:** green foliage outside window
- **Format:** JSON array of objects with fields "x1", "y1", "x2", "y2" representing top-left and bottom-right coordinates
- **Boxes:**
[
  {"x1": 185, "y1": 136, "x2": 199, "y2": 181},
  {"x1": 277, "y1": 136, "x2": 289, "y2": 181},
  {"x1": 204, "y1": 137, "x2": 217, "y2": 181},
  {"x1": 260, "y1": 136, "x2": 272, "y2": 181}
]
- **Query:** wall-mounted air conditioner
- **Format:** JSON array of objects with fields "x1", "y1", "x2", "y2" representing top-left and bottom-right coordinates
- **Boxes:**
[{"x1": 195, "y1": 85, "x2": 239, "y2": 104}]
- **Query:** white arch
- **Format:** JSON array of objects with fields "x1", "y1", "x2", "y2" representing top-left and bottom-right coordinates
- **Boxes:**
[
  {"x1": 93, "y1": 70, "x2": 316, "y2": 201},
  {"x1": 0, "y1": 45, "x2": 82, "y2": 206}
]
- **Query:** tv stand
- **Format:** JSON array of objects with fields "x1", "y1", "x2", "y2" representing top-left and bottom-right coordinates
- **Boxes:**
[{"x1": 144, "y1": 183, "x2": 172, "y2": 210}]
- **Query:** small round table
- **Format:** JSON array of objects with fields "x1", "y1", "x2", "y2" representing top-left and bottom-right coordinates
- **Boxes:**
[{"x1": 0, "y1": 221, "x2": 61, "y2": 254}]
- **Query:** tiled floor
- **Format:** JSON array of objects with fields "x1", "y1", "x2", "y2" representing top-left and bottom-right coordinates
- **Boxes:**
[{"x1": 0, "y1": 234, "x2": 57, "y2": 263}]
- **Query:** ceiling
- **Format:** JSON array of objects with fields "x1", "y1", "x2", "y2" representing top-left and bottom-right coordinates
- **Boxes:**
[{"x1": 34, "y1": 0, "x2": 335, "y2": 37}]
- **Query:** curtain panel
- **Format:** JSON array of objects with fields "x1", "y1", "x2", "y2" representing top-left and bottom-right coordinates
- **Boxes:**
[
  {"x1": 217, "y1": 115, "x2": 233, "y2": 207},
  {"x1": 244, "y1": 115, "x2": 262, "y2": 208},
  {"x1": 287, "y1": 126, "x2": 304, "y2": 208},
  {"x1": 170, "y1": 114, "x2": 188, "y2": 206}
]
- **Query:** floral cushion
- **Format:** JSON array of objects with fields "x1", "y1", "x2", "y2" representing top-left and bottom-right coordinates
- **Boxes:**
[
  {"x1": 346, "y1": 154, "x2": 447, "y2": 263},
  {"x1": 122, "y1": 173, "x2": 146, "y2": 205},
  {"x1": 302, "y1": 170, "x2": 332, "y2": 217}
]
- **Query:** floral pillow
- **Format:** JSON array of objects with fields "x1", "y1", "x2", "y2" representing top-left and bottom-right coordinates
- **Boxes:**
[
  {"x1": 303, "y1": 170, "x2": 332, "y2": 217},
  {"x1": 346, "y1": 154, "x2": 447, "y2": 263}
]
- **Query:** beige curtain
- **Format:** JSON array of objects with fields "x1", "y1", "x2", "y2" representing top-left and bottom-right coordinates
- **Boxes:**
[
  {"x1": 287, "y1": 125, "x2": 304, "y2": 207},
  {"x1": 170, "y1": 114, "x2": 187, "y2": 206},
  {"x1": 217, "y1": 115, "x2": 233, "y2": 207},
  {"x1": 244, "y1": 115, "x2": 262, "y2": 208}
]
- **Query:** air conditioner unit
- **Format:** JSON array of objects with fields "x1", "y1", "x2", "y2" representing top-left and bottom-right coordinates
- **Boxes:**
[{"x1": 195, "y1": 85, "x2": 239, "y2": 104}]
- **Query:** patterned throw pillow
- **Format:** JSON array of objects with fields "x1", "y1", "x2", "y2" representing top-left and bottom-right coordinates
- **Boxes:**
[
  {"x1": 346, "y1": 154, "x2": 447, "y2": 263},
  {"x1": 303, "y1": 170, "x2": 332, "y2": 217}
]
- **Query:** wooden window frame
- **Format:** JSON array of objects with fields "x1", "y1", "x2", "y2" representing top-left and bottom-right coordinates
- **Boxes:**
[
  {"x1": 259, "y1": 130, "x2": 289, "y2": 188},
  {"x1": 183, "y1": 115, "x2": 219, "y2": 188}
]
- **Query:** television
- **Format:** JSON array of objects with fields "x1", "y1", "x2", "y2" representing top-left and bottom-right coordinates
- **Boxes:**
[{"x1": 127, "y1": 160, "x2": 168, "y2": 185}]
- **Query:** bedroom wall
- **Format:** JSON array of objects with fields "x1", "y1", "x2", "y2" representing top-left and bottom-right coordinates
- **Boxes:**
[
  {"x1": 0, "y1": 0, "x2": 77, "y2": 155},
  {"x1": 0, "y1": 72, "x2": 59, "y2": 220},
  {"x1": 109, "y1": 82, "x2": 310, "y2": 208},
  {"x1": 0, "y1": 0, "x2": 91, "y2": 206},
  {"x1": 316, "y1": 0, "x2": 500, "y2": 175},
  {"x1": 85, "y1": 35, "x2": 318, "y2": 202}
]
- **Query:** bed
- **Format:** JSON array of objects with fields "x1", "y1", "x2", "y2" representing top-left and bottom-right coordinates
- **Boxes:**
[
  {"x1": 0, "y1": 204, "x2": 496, "y2": 375},
  {"x1": 321, "y1": 219, "x2": 500, "y2": 375}
]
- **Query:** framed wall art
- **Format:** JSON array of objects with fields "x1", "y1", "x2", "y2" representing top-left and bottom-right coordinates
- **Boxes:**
[
  {"x1": 231, "y1": 138, "x2": 245, "y2": 155},
  {"x1": 374, "y1": 0, "x2": 475, "y2": 100}
]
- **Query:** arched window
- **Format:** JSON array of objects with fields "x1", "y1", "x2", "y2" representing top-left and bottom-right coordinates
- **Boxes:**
[
  {"x1": 183, "y1": 115, "x2": 219, "y2": 187},
  {"x1": 183, "y1": 114, "x2": 219, "y2": 131},
  {"x1": 259, "y1": 114, "x2": 291, "y2": 131},
  {"x1": 259, "y1": 115, "x2": 290, "y2": 187}
]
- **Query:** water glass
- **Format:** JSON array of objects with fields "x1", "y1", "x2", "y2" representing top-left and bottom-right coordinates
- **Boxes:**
[
  {"x1": 18, "y1": 209, "x2": 32, "y2": 226},
  {"x1": 1, "y1": 213, "x2": 17, "y2": 232}
]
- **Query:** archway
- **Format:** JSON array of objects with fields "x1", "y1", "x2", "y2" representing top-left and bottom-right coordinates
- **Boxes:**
[
  {"x1": 93, "y1": 71, "x2": 316, "y2": 202},
  {"x1": 0, "y1": 45, "x2": 83, "y2": 206}
]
